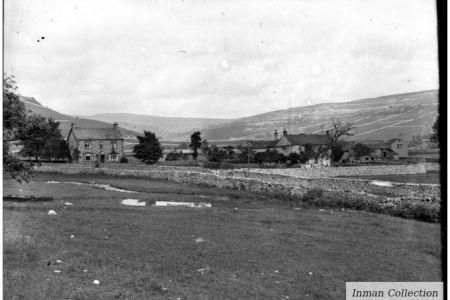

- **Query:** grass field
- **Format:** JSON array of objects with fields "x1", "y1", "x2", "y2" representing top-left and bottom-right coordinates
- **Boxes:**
[
  {"x1": 3, "y1": 173, "x2": 442, "y2": 299},
  {"x1": 339, "y1": 171, "x2": 440, "y2": 184}
]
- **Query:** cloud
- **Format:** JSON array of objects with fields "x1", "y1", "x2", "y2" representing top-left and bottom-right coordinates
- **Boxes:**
[{"x1": 4, "y1": 0, "x2": 439, "y2": 118}]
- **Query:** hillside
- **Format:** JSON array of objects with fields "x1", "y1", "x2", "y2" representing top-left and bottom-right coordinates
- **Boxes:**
[
  {"x1": 19, "y1": 96, "x2": 139, "y2": 139},
  {"x1": 192, "y1": 90, "x2": 439, "y2": 142},
  {"x1": 83, "y1": 113, "x2": 230, "y2": 139},
  {"x1": 20, "y1": 89, "x2": 439, "y2": 144}
]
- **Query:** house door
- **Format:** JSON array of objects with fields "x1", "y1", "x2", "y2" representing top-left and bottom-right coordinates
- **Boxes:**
[{"x1": 100, "y1": 155, "x2": 105, "y2": 163}]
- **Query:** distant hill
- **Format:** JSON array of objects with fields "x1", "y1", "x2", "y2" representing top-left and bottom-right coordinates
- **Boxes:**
[
  {"x1": 192, "y1": 90, "x2": 439, "y2": 142},
  {"x1": 18, "y1": 96, "x2": 139, "y2": 139},
  {"x1": 83, "y1": 113, "x2": 230, "y2": 139},
  {"x1": 20, "y1": 89, "x2": 439, "y2": 144}
]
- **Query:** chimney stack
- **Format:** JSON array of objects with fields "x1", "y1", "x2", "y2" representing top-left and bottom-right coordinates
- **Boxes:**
[
  {"x1": 71, "y1": 122, "x2": 75, "y2": 129},
  {"x1": 274, "y1": 129, "x2": 278, "y2": 140},
  {"x1": 113, "y1": 122, "x2": 119, "y2": 129},
  {"x1": 283, "y1": 128, "x2": 288, "y2": 137}
]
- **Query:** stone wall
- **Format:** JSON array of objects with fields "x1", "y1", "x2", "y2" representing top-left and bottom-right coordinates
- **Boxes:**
[
  {"x1": 214, "y1": 169, "x2": 440, "y2": 201},
  {"x1": 239, "y1": 163, "x2": 439, "y2": 178},
  {"x1": 35, "y1": 163, "x2": 440, "y2": 202}
]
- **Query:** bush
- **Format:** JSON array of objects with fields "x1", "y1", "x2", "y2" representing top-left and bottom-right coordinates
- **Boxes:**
[
  {"x1": 94, "y1": 161, "x2": 100, "y2": 168},
  {"x1": 287, "y1": 152, "x2": 301, "y2": 165},
  {"x1": 254, "y1": 150, "x2": 285, "y2": 163},
  {"x1": 120, "y1": 156, "x2": 129, "y2": 164}
]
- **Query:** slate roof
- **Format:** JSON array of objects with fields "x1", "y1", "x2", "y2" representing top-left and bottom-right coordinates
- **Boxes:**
[
  {"x1": 363, "y1": 141, "x2": 392, "y2": 150},
  {"x1": 284, "y1": 134, "x2": 330, "y2": 146},
  {"x1": 70, "y1": 127, "x2": 124, "y2": 140},
  {"x1": 248, "y1": 140, "x2": 278, "y2": 149}
]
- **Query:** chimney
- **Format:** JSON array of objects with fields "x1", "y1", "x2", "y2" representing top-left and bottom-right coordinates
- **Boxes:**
[
  {"x1": 283, "y1": 128, "x2": 288, "y2": 137},
  {"x1": 113, "y1": 122, "x2": 119, "y2": 129},
  {"x1": 71, "y1": 122, "x2": 75, "y2": 129},
  {"x1": 274, "y1": 130, "x2": 278, "y2": 140}
]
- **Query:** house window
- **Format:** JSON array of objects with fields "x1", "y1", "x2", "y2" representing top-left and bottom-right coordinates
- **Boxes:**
[
  {"x1": 84, "y1": 142, "x2": 92, "y2": 149},
  {"x1": 109, "y1": 154, "x2": 117, "y2": 162},
  {"x1": 100, "y1": 143, "x2": 103, "y2": 150},
  {"x1": 111, "y1": 141, "x2": 117, "y2": 150},
  {"x1": 85, "y1": 154, "x2": 91, "y2": 161}
]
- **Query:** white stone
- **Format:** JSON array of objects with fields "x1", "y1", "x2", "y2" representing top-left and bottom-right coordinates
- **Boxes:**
[
  {"x1": 121, "y1": 199, "x2": 146, "y2": 206},
  {"x1": 370, "y1": 180, "x2": 393, "y2": 187},
  {"x1": 93, "y1": 280, "x2": 100, "y2": 285},
  {"x1": 48, "y1": 210, "x2": 57, "y2": 215},
  {"x1": 64, "y1": 202, "x2": 74, "y2": 206}
]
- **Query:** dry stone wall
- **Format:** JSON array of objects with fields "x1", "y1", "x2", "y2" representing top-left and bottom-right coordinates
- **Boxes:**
[
  {"x1": 215, "y1": 170, "x2": 440, "y2": 201},
  {"x1": 241, "y1": 163, "x2": 439, "y2": 178}
]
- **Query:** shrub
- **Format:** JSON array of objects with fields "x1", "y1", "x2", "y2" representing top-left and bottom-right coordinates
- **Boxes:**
[
  {"x1": 94, "y1": 161, "x2": 100, "y2": 168},
  {"x1": 120, "y1": 156, "x2": 129, "y2": 163},
  {"x1": 254, "y1": 150, "x2": 284, "y2": 163},
  {"x1": 287, "y1": 152, "x2": 301, "y2": 165}
]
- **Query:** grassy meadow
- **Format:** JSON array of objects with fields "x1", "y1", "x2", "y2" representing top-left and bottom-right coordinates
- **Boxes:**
[{"x1": 3, "y1": 173, "x2": 442, "y2": 299}]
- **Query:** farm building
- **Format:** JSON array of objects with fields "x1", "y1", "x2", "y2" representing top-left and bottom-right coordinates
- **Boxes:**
[
  {"x1": 67, "y1": 122, "x2": 124, "y2": 163},
  {"x1": 274, "y1": 129, "x2": 330, "y2": 156},
  {"x1": 340, "y1": 138, "x2": 408, "y2": 163}
]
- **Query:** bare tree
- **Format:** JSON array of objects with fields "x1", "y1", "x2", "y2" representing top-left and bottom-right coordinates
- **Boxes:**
[
  {"x1": 326, "y1": 118, "x2": 354, "y2": 147},
  {"x1": 325, "y1": 118, "x2": 354, "y2": 162}
]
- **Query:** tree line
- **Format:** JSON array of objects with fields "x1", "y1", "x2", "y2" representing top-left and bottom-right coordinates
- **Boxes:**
[{"x1": 4, "y1": 75, "x2": 71, "y2": 182}]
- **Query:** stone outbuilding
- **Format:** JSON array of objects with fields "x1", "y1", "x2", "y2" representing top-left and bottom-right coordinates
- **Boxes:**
[
  {"x1": 67, "y1": 122, "x2": 124, "y2": 163},
  {"x1": 274, "y1": 129, "x2": 330, "y2": 156}
]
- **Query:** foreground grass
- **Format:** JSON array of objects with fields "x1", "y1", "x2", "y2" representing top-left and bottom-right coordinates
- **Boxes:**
[{"x1": 3, "y1": 173, "x2": 442, "y2": 299}]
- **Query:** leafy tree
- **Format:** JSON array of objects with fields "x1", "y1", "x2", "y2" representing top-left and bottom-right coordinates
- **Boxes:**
[
  {"x1": 200, "y1": 139, "x2": 209, "y2": 151},
  {"x1": 255, "y1": 150, "x2": 284, "y2": 163},
  {"x1": 287, "y1": 152, "x2": 301, "y2": 164},
  {"x1": 326, "y1": 118, "x2": 354, "y2": 162},
  {"x1": 224, "y1": 145, "x2": 235, "y2": 158},
  {"x1": 52, "y1": 140, "x2": 72, "y2": 161},
  {"x1": 235, "y1": 144, "x2": 255, "y2": 163},
  {"x1": 3, "y1": 75, "x2": 32, "y2": 182},
  {"x1": 19, "y1": 115, "x2": 63, "y2": 162},
  {"x1": 189, "y1": 131, "x2": 202, "y2": 159},
  {"x1": 207, "y1": 145, "x2": 227, "y2": 162},
  {"x1": 353, "y1": 143, "x2": 371, "y2": 159},
  {"x1": 133, "y1": 131, "x2": 163, "y2": 164},
  {"x1": 430, "y1": 116, "x2": 439, "y2": 145}
]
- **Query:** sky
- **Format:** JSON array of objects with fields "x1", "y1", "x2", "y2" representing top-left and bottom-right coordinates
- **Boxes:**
[{"x1": 5, "y1": 0, "x2": 439, "y2": 119}]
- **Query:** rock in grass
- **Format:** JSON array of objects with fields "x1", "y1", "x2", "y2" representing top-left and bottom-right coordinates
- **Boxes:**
[
  {"x1": 93, "y1": 280, "x2": 100, "y2": 285},
  {"x1": 195, "y1": 237, "x2": 205, "y2": 243},
  {"x1": 64, "y1": 202, "x2": 74, "y2": 206},
  {"x1": 53, "y1": 270, "x2": 61, "y2": 273},
  {"x1": 48, "y1": 210, "x2": 57, "y2": 215}
]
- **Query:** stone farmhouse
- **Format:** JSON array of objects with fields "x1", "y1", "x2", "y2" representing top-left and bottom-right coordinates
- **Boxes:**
[
  {"x1": 274, "y1": 129, "x2": 330, "y2": 156},
  {"x1": 67, "y1": 123, "x2": 124, "y2": 163},
  {"x1": 340, "y1": 138, "x2": 408, "y2": 163}
]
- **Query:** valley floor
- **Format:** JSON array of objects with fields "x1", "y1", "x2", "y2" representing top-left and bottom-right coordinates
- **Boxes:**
[{"x1": 3, "y1": 173, "x2": 442, "y2": 299}]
